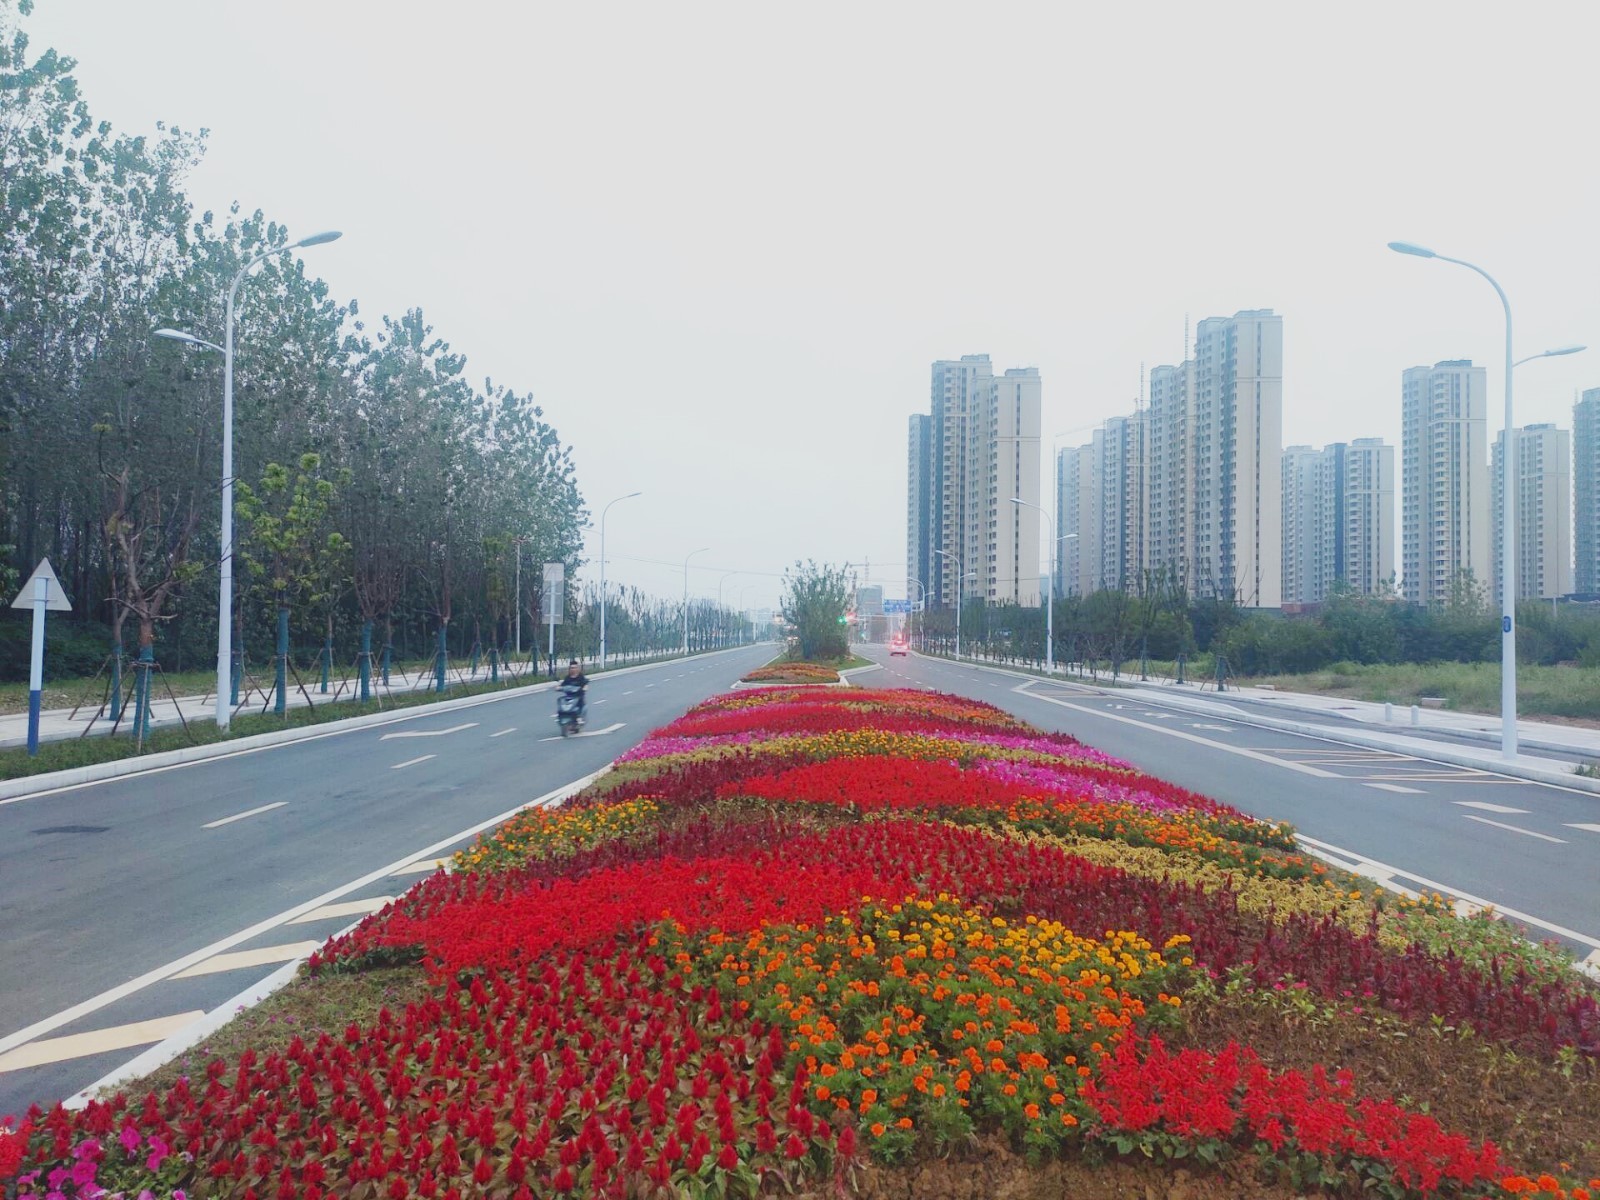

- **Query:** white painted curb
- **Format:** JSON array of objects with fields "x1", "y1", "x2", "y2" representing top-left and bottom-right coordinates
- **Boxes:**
[{"x1": 0, "y1": 646, "x2": 755, "y2": 803}]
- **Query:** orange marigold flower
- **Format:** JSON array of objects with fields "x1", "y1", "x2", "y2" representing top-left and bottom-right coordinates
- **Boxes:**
[
  {"x1": 1023, "y1": 1103, "x2": 1041, "y2": 1120},
  {"x1": 870, "y1": 1123, "x2": 887, "y2": 1138}
]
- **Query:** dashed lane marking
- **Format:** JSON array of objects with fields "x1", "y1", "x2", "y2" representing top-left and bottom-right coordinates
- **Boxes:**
[
  {"x1": 170, "y1": 942, "x2": 322, "y2": 980},
  {"x1": 1566, "y1": 824, "x2": 1600, "y2": 834},
  {"x1": 391, "y1": 858, "x2": 452, "y2": 876},
  {"x1": 1461, "y1": 814, "x2": 1567, "y2": 844},
  {"x1": 0, "y1": 1013, "x2": 206, "y2": 1074},
  {"x1": 288, "y1": 896, "x2": 396, "y2": 924},
  {"x1": 1454, "y1": 801, "x2": 1531, "y2": 814},
  {"x1": 390, "y1": 754, "x2": 437, "y2": 770},
  {"x1": 380, "y1": 722, "x2": 479, "y2": 741},
  {"x1": 1366, "y1": 783, "x2": 1425, "y2": 794},
  {"x1": 202, "y1": 802, "x2": 287, "y2": 829},
  {"x1": 489, "y1": 727, "x2": 516, "y2": 737}
]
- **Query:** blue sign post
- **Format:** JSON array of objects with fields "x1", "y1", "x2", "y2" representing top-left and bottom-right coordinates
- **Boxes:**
[{"x1": 882, "y1": 599, "x2": 912, "y2": 614}]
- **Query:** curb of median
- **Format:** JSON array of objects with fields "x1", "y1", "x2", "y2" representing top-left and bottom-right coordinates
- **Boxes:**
[
  {"x1": 916, "y1": 651, "x2": 1600, "y2": 798},
  {"x1": 0, "y1": 646, "x2": 756, "y2": 803}
]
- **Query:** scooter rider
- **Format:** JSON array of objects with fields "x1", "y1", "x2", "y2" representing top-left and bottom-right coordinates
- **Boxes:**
[{"x1": 560, "y1": 659, "x2": 588, "y2": 724}]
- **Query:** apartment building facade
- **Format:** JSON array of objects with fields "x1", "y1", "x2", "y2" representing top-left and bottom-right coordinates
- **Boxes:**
[
  {"x1": 1401, "y1": 360, "x2": 1489, "y2": 606},
  {"x1": 1492, "y1": 423, "x2": 1572, "y2": 601},
  {"x1": 1577, "y1": 389, "x2": 1600, "y2": 595}
]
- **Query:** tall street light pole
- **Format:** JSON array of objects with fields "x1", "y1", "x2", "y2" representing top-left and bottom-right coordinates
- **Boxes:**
[
  {"x1": 907, "y1": 577, "x2": 926, "y2": 651},
  {"x1": 154, "y1": 228, "x2": 341, "y2": 730},
  {"x1": 597, "y1": 491, "x2": 642, "y2": 669},
  {"x1": 682, "y1": 547, "x2": 710, "y2": 657},
  {"x1": 1011, "y1": 498, "x2": 1055, "y2": 674},
  {"x1": 934, "y1": 549, "x2": 974, "y2": 661},
  {"x1": 1389, "y1": 241, "x2": 1585, "y2": 759}
]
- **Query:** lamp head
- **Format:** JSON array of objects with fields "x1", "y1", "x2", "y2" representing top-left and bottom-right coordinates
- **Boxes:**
[
  {"x1": 625, "y1": 490, "x2": 643, "y2": 498},
  {"x1": 152, "y1": 327, "x2": 220, "y2": 352},
  {"x1": 1388, "y1": 241, "x2": 1436, "y2": 259},
  {"x1": 293, "y1": 230, "x2": 343, "y2": 249},
  {"x1": 1544, "y1": 344, "x2": 1587, "y2": 358}
]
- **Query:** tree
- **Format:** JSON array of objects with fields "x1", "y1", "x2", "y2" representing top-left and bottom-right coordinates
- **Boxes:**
[{"x1": 781, "y1": 560, "x2": 853, "y2": 661}]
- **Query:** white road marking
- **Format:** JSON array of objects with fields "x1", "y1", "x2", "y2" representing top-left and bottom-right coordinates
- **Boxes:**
[
  {"x1": 1366, "y1": 783, "x2": 1424, "y2": 794},
  {"x1": 1295, "y1": 833, "x2": 1600, "y2": 952},
  {"x1": 1454, "y1": 801, "x2": 1531, "y2": 814},
  {"x1": 380, "y1": 721, "x2": 479, "y2": 740},
  {"x1": 1017, "y1": 688, "x2": 1338, "y2": 778},
  {"x1": 391, "y1": 857, "x2": 452, "y2": 875},
  {"x1": 390, "y1": 754, "x2": 437, "y2": 770},
  {"x1": 623, "y1": 690, "x2": 634, "y2": 695},
  {"x1": 288, "y1": 896, "x2": 396, "y2": 924},
  {"x1": 1462, "y1": 814, "x2": 1567, "y2": 843},
  {"x1": 490, "y1": 727, "x2": 516, "y2": 737},
  {"x1": 202, "y1": 802, "x2": 286, "y2": 829},
  {"x1": 537, "y1": 722, "x2": 626, "y2": 743},
  {"x1": 1564, "y1": 823, "x2": 1600, "y2": 834},
  {"x1": 0, "y1": 1012, "x2": 206, "y2": 1074},
  {"x1": 0, "y1": 768, "x2": 611, "y2": 1061},
  {"x1": 170, "y1": 941, "x2": 322, "y2": 980},
  {"x1": 1191, "y1": 723, "x2": 1236, "y2": 732}
]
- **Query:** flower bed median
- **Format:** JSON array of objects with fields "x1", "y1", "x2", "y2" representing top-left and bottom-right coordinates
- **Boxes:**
[
  {"x1": 737, "y1": 661, "x2": 842, "y2": 685},
  {"x1": 3, "y1": 685, "x2": 1598, "y2": 1198}
]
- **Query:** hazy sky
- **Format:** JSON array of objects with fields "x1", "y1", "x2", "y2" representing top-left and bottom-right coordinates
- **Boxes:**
[{"x1": 25, "y1": 0, "x2": 1600, "y2": 610}]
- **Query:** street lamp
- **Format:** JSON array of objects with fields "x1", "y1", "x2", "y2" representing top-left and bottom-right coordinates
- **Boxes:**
[
  {"x1": 933, "y1": 549, "x2": 976, "y2": 660},
  {"x1": 597, "y1": 491, "x2": 641, "y2": 669},
  {"x1": 682, "y1": 547, "x2": 710, "y2": 656},
  {"x1": 1389, "y1": 241, "x2": 1586, "y2": 759},
  {"x1": 154, "y1": 228, "x2": 342, "y2": 730},
  {"x1": 1011, "y1": 498, "x2": 1057, "y2": 675}
]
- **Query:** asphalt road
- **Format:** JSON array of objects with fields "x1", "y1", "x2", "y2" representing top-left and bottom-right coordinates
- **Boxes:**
[
  {"x1": 859, "y1": 647, "x2": 1600, "y2": 960},
  {"x1": 0, "y1": 644, "x2": 775, "y2": 1118}
]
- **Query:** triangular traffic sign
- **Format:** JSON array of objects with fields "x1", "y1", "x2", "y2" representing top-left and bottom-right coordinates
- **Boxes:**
[{"x1": 10, "y1": 557, "x2": 73, "y2": 612}]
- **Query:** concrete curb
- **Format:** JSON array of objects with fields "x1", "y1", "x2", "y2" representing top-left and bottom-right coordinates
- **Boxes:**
[
  {"x1": 0, "y1": 646, "x2": 754, "y2": 803},
  {"x1": 917, "y1": 651, "x2": 1600, "y2": 798}
]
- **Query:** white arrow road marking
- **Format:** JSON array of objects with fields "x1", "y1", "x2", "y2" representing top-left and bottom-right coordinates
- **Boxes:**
[
  {"x1": 390, "y1": 755, "x2": 436, "y2": 770},
  {"x1": 0, "y1": 1012, "x2": 207, "y2": 1074},
  {"x1": 1453, "y1": 801, "x2": 1531, "y2": 814},
  {"x1": 202, "y1": 802, "x2": 286, "y2": 829},
  {"x1": 1565, "y1": 823, "x2": 1600, "y2": 834},
  {"x1": 538, "y1": 722, "x2": 626, "y2": 743},
  {"x1": 381, "y1": 722, "x2": 479, "y2": 740},
  {"x1": 1367, "y1": 783, "x2": 1424, "y2": 794},
  {"x1": 1191, "y1": 723, "x2": 1236, "y2": 732},
  {"x1": 1461, "y1": 814, "x2": 1567, "y2": 843}
]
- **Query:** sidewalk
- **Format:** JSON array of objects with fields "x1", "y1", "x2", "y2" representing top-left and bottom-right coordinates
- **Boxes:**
[{"x1": 0, "y1": 651, "x2": 672, "y2": 752}]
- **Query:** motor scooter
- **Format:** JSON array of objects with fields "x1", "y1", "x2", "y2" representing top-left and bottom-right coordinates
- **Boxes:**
[{"x1": 556, "y1": 684, "x2": 585, "y2": 737}]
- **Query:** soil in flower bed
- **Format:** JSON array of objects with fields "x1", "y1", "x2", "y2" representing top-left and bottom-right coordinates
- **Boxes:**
[{"x1": 1169, "y1": 986, "x2": 1600, "y2": 1180}]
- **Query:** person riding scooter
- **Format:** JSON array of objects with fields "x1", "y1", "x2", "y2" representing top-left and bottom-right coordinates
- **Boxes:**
[{"x1": 557, "y1": 659, "x2": 588, "y2": 731}]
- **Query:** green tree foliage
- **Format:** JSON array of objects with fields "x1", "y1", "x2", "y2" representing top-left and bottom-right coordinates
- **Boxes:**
[{"x1": 781, "y1": 560, "x2": 853, "y2": 661}]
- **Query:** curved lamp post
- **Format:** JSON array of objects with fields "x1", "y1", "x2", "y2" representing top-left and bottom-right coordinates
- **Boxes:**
[
  {"x1": 154, "y1": 228, "x2": 342, "y2": 729},
  {"x1": 1389, "y1": 241, "x2": 1585, "y2": 759},
  {"x1": 597, "y1": 491, "x2": 642, "y2": 669},
  {"x1": 1011, "y1": 497, "x2": 1055, "y2": 674}
]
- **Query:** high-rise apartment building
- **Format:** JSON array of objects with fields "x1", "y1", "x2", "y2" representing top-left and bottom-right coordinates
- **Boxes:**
[
  {"x1": 1402, "y1": 360, "x2": 1489, "y2": 606},
  {"x1": 910, "y1": 356, "x2": 1042, "y2": 613},
  {"x1": 907, "y1": 414, "x2": 933, "y2": 610},
  {"x1": 1492, "y1": 423, "x2": 1572, "y2": 600},
  {"x1": 1097, "y1": 413, "x2": 1146, "y2": 589},
  {"x1": 1146, "y1": 360, "x2": 1195, "y2": 590},
  {"x1": 1188, "y1": 310, "x2": 1283, "y2": 606},
  {"x1": 1281, "y1": 439, "x2": 1395, "y2": 604},
  {"x1": 1343, "y1": 438, "x2": 1396, "y2": 596},
  {"x1": 1057, "y1": 441, "x2": 1099, "y2": 595},
  {"x1": 1577, "y1": 389, "x2": 1600, "y2": 595}
]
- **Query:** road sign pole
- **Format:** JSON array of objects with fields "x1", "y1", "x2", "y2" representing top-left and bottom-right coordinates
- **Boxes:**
[{"x1": 27, "y1": 576, "x2": 46, "y2": 756}]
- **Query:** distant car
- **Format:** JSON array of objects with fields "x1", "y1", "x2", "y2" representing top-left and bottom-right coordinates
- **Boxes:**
[{"x1": 890, "y1": 637, "x2": 908, "y2": 657}]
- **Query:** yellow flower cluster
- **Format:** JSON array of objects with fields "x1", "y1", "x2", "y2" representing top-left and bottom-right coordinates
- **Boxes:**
[
  {"x1": 783, "y1": 729, "x2": 977, "y2": 762},
  {"x1": 451, "y1": 796, "x2": 660, "y2": 873}
]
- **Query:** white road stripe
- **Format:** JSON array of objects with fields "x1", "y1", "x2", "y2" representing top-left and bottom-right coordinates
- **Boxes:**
[
  {"x1": 1366, "y1": 783, "x2": 1424, "y2": 794},
  {"x1": 288, "y1": 896, "x2": 395, "y2": 924},
  {"x1": 1454, "y1": 800, "x2": 1531, "y2": 814},
  {"x1": 0, "y1": 1012, "x2": 206, "y2": 1074},
  {"x1": 202, "y1": 802, "x2": 286, "y2": 829},
  {"x1": 1018, "y1": 689, "x2": 1339, "y2": 778},
  {"x1": 1462, "y1": 814, "x2": 1567, "y2": 843},
  {"x1": 391, "y1": 857, "x2": 452, "y2": 875},
  {"x1": 1567, "y1": 823, "x2": 1600, "y2": 834},
  {"x1": 380, "y1": 721, "x2": 479, "y2": 741},
  {"x1": 490, "y1": 727, "x2": 516, "y2": 737},
  {"x1": 390, "y1": 754, "x2": 436, "y2": 770},
  {"x1": 170, "y1": 941, "x2": 321, "y2": 980}
]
